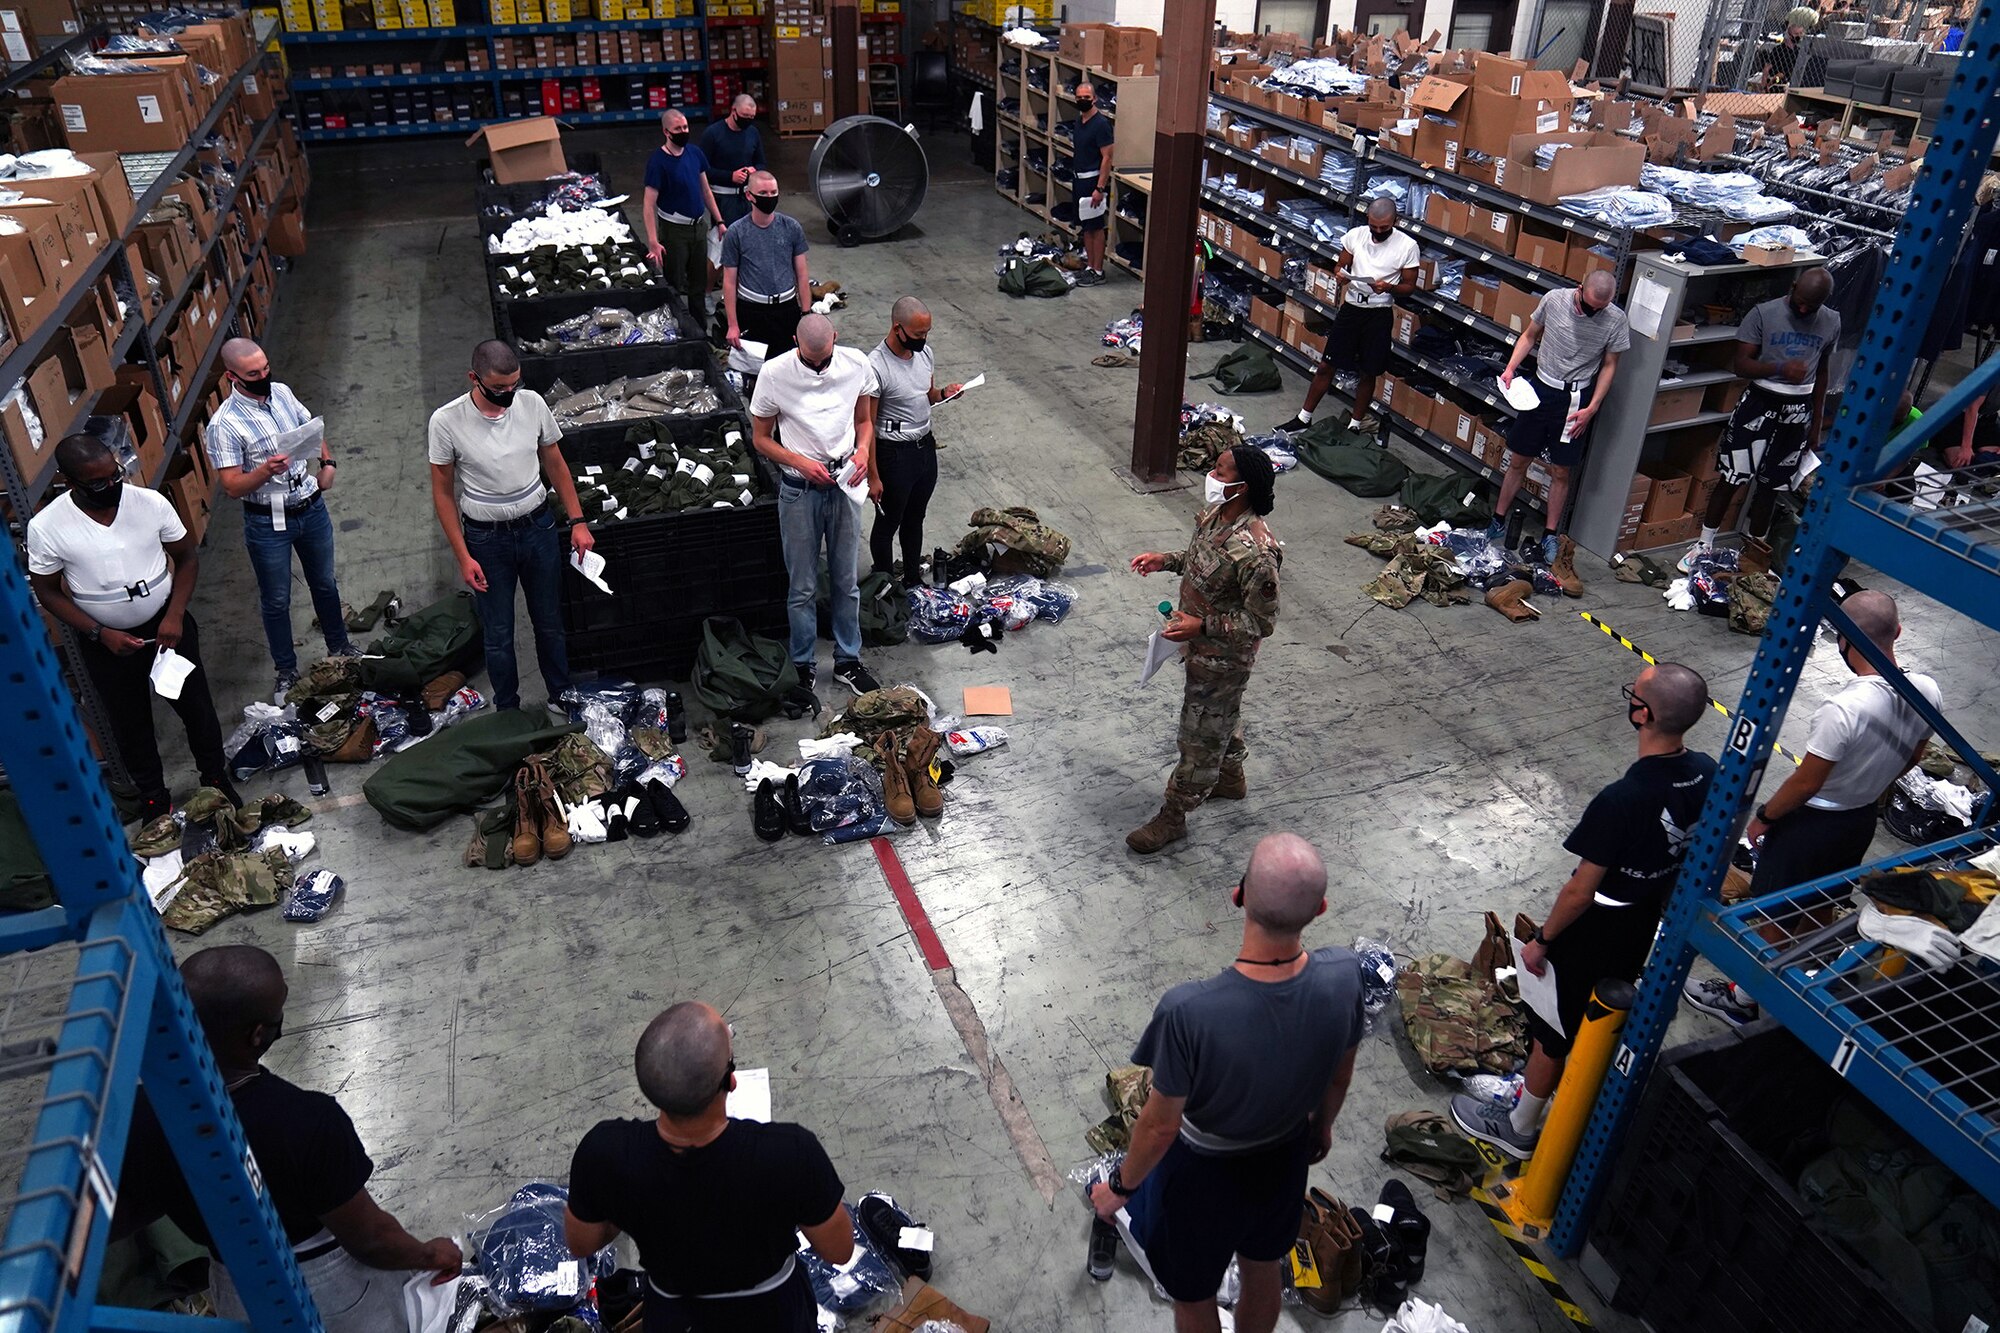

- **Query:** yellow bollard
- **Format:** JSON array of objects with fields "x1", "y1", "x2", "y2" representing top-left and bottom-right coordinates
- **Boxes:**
[{"x1": 1492, "y1": 978, "x2": 1635, "y2": 1237}]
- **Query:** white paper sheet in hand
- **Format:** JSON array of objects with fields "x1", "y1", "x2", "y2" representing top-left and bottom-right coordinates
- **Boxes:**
[
  {"x1": 569, "y1": 548, "x2": 613, "y2": 594},
  {"x1": 150, "y1": 648, "x2": 195, "y2": 700},
  {"x1": 706, "y1": 226, "x2": 724, "y2": 267},
  {"x1": 837, "y1": 457, "x2": 869, "y2": 507},
  {"x1": 1514, "y1": 958, "x2": 1565, "y2": 1038},
  {"x1": 727, "y1": 337, "x2": 770, "y2": 375},
  {"x1": 404, "y1": 1271, "x2": 461, "y2": 1333},
  {"x1": 934, "y1": 373, "x2": 985, "y2": 406},
  {"x1": 727, "y1": 1066, "x2": 772, "y2": 1121},
  {"x1": 1079, "y1": 192, "x2": 1108, "y2": 220},
  {"x1": 1139, "y1": 629, "x2": 1179, "y2": 686}
]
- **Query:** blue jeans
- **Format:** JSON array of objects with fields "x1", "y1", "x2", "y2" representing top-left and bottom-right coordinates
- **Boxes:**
[
  {"x1": 778, "y1": 481, "x2": 861, "y2": 665},
  {"x1": 242, "y1": 496, "x2": 352, "y2": 675},
  {"x1": 463, "y1": 507, "x2": 569, "y2": 711}
]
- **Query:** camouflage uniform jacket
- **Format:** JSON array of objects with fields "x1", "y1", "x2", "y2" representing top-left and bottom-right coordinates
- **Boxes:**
[{"x1": 1162, "y1": 507, "x2": 1282, "y2": 669}]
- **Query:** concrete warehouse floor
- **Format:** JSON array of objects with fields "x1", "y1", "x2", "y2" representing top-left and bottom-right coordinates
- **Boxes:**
[{"x1": 133, "y1": 123, "x2": 1998, "y2": 1331}]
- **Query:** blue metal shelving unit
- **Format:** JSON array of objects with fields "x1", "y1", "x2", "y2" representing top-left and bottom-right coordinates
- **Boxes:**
[
  {"x1": 0, "y1": 565, "x2": 321, "y2": 1326},
  {"x1": 1550, "y1": 8, "x2": 2000, "y2": 1254}
]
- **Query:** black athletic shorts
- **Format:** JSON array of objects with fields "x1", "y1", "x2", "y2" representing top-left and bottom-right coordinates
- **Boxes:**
[
  {"x1": 1719, "y1": 384, "x2": 1813, "y2": 487},
  {"x1": 1505, "y1": 374, "x2": 1598, "y2": 469},
  {"x1": 1325, "y1": 304, "x2": 1393, "y2": 376},
  {"x1": 1749, "y1": 804, "x2": 1878, "y2": 898},
  {"x1": 1125, "y1": 1128, "x2": 1310, "y2": 1302},
  {"x1": 1525, "y1": 899, "x2": 1663, "y2": 1058}
]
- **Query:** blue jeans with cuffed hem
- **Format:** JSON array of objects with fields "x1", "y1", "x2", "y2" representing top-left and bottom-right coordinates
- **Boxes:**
[
  {"x1": 243, "y1": 497, "x2": 351, "y2": 676},
  {"x1": 463, "y1": 507, "x2": 569, "y2": 712},
  {"x1": 778, "y1": 480, "x2": 861, "y2": 666}
]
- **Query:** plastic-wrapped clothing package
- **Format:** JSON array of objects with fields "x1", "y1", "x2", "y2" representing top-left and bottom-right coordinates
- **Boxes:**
[
  {"x1": 798, "y1": 1220, "x2": 901, "y2": 1314},
  {"x1": 228, "y1": 720, "x2": 310, "y2": 780},
  {"x1": 797, "y1": 756, "x2": 886, "y2": 834},
  {"x1": 519, "y1": 305, "x2": 680, "y2": 355},
  {"x1": 907, "y1": 587, "x2": 976, "y2": 643},
  {"x1": 467, "y1": 1182, "x2": 616, "y2": 1314},
  {"x1": 282, "y1": 868, "x2": 344, "y2": 922},
  {"x1": 1355, "y1": 937, "x2": 1399, "y2": 1029},
  {"x1": 1557, "y1": 187, "x2": 1675, "y2": 227}
]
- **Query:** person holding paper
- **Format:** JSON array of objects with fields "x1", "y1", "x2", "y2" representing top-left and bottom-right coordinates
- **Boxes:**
[
  {"x1": 115, "y1": 946, "x2": 462, "y2": 1330},
  {"x1": 865, "y1": 296, "x2": 963, "y2": 586},
  {"x1": 1451, "y1": 662, "x2": 1714, "y2": 1160},
  {"x1": 564, "y1": 1002, "x2": 855, "y2": 1333},
  {"x1": 26, "y1": 434, "x2": 239, "y2": 820},
  {"x1": 1492, "y1": 270, "x2": 1630, "y2": 595},
  {"x1": 722, "y1": 170, "x2": 812, "y2": 362},
  {"x1": 1276, "y1": 198, "x2": 1418, "y2": 437},
  {"x1": 750, "y1": 314, "x2": 882, "y2": 699},
  {"x1": 207, "y1": 337, "x2": 356, "y2": 698},
  {"x1": 1070, "y1": 82, "x2": 1114, "y2": 285},
  {"x1": 1126, "y1": 445, "x2": 1281, "y2": 854}
]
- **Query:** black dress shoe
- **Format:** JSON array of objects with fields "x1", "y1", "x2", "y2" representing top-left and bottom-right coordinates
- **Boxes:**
[
  {"x1": 647, "y1": 780, "x2": 689, "y2": 833},
  {"x1": 1377, "y1": 1178, "x2": 1430, "y2": 1285},
  {"x1": 857, "y1": 1191, "x2": 931, "y2": 1282},
  {"x1": 783, "y1": 773, "x2": 811, "y2": 836},
  {"x1": 753, "y1": 779, "x2": 785, "y2": 842},
  {"x1": 626, "y1": 786, "x2": 661, "y2": 838}
]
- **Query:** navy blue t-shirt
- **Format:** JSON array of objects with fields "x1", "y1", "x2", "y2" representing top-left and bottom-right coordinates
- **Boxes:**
[
  {"x1": 1070, "y1": 112, "x2": 1114, "y2": 188},
  {"x1": 645, "y1": 144, "x2": 712, "y2": 221}
]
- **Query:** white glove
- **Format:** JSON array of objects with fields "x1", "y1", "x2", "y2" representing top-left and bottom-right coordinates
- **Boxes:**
[
  {"x1": 1856, "y1": 898, "x2": 1962, "y2": 971},
  {"x1": 563, "y1": 794, "x2": 607, "y2": 844},
  {"x1": 1663, "y1": 577, "x2": 1695, "y2": 612},
  {"x1": 1962, "y1": 895, "x2": 2000, "y2": 965},
  {"x1": 742, "y1": 759, "x2": 798, "y2": 792},
  {"x1": 798, "y1": 733, "x2": 864, "y2": 761},
  {"x1": 252, "y1": 828, "x2": 317, "y2": 863}
]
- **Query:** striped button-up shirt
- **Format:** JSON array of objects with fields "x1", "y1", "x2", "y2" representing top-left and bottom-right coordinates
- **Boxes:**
[{"x1": 204, "y1": 383, "x2": 319, "y2": 508}]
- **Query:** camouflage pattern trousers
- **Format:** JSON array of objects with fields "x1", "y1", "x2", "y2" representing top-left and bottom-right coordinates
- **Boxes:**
[{"x1": 1168, "y1": 657, "x2": 1251, "y2": 807}]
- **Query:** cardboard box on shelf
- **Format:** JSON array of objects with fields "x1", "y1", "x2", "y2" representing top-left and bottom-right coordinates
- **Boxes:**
[
  {"x1": 1197, "y1": 211, "x2": 1234, "y2": 251},
  {"x1": 1058, "y1": 21, "x2": 1109, "y2": 68},
  {"x1": 51, "y1": 62, "x2": 198, "y2": 153},
  {"x1": 1495, "y1": 131, "x2": 1645, "y2": 205},
  {"x1": 1687, "y1": 474, "x2": 1719, "y2": 520},
  {"x1": 1301, "y1": 264, "x2": 1339, "y2": 307},
  {"x1": 1104, "y1": 25, "x2": 1157, "y2": 77},
  {"x1": 1463, "y1": 73, "x2": 1571, "y2": 158},
  {"x1": 1392, "y1": 307, "x2": 1420, "y2": 345},
  {"x1": 1742, "y1": 242, "x2": 1796, "y2": 266},
  {"x1": 1461, "y1": 274, "x2": 1500, "y2": 317},
  {"x1": 1564, "y1": 243, "x2": 1615, "y2": 283},
  {"x1": 778, "y1": 99, "x2": 826, "y2": 133},
  {"x1": 1442, "y1": 402, "x2": 1479, "y2": 449},
  {"x1": 1706, "y1": 380, "x2": 1747, "y2": 413},
  {"x1": 1288, "y1": 138, "x2": 1323, "y2": 176},
  {"x1": 1407, "y1": 76, "x2": 1469, "y2": 170},
  {"x1": 1648, "y1": 385, "x2": 1705, "y2": 426},
  {"x1": 0, "y1": 208, "x2": 73, "y2": 341},
  {"x1": 1424, "y1": 192, "x2": 1469, "y2": 235},
  {"x1": 1322, "y1": 96, "x2": 1400, "y2": 133},
  {"x1": 1640, "y1": 465, "x2": 1691, "y2": 522},
  {"x1": 1250, "y1": 294, "x2": 1282, "y2": 337},
  {"x1": 1465, "y1": 203, "x2": 1519, "y2": 252},
  {"x1": 465, "y1": 116, "x2": 564, "y2": 183},
  {"x1": 1390, "y1": 377, "x2": 1432, "y2": 433},
  {"x1": 0, "y1": 0, "x2": 84, "y2": 61},
  {"x1": 1493, "y1": 281, "x2": 1539, "y2": 333},
  {"x1": 1513, "y1": 220, "x2": 1568, "y2": 273}
]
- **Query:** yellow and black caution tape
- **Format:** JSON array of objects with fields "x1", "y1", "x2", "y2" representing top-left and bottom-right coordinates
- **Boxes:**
[
  {"x1": 1577, "y1": 611, "x2": 1804, "y2": 767},
  {"x1": 1470, "y1": 1185, "x2": 1596, "y2": 1330}
]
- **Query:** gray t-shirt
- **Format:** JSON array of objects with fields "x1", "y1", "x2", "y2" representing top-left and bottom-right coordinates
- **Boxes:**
[
  {"x1": 720, "y1": 212, "x2": 809, "y2": 301},
  {"x1": 1532, "y1": 288, "x2": 1631, "y2": 386},
  {"x1": 426, "y1": 389, "x2": 562, "y2": 521},
  {"x1": 1131, "y1": 947, "x2": 1365, "y2": 1154},
  {"x1": 866, "y1": 340, "x2": 935, "y2": 441},
  {"x1": 1738, "y1": 296, "x2": 1842, "y2": 395},
  {"x1": 1806, "y1": 673, "x2": 1940, "y2": 810}
]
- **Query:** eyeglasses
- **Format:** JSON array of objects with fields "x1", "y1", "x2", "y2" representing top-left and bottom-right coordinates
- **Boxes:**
[
  {"x1": 718, "y1": 1058, "x2": 736, "y2": 1094},
  {"x1": 1621, "y1": 684, "x2": 1650, "y2": 711}
]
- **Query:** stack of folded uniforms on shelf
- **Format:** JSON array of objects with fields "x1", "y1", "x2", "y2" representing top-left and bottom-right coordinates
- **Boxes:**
[
  {"x1": 1320, "y1": 151, "x2": 1359, "y2": 194},
  {"x1": 1430, "y1": 253, "x2": 1467, "y2": 301},
  {"x1": 1361, "y1": 174, "x2": 1410, "y2": 206},
  {"x1": 1728, "y1": 224, "x2": 1815, "y2": 256},
  {"x1": 1557, "y1": 186, "x2": 1675, "y2": 227},
  {"x1": 1260, "y1": 57, "x2": 1370, "y2": 97},
  {"x1": 570, "y1": 420, "x2": 762, "y2": 521},
  {"x1": 1212, "y1": 171, "x2": 1267, "y2": 210},
  {"x1": 545, "y1": 370, "x2": 722, "y2": 428},
  {"x1": 1275, "y1": 196, "x2": 1342, "y2": 243},
  {"x1": 1641, "y1": 165, "x2": 1796, "y2": 221}
]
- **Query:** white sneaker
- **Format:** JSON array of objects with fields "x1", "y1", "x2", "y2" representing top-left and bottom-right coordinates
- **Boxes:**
[{"x1": 1677, "y1": 540, "x2": 1712, "y2": 574}]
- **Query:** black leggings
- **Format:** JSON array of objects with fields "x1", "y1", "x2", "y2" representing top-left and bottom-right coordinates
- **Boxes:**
[{"x1": 869, "y1": 433, "x2": 938, "y2": 578}]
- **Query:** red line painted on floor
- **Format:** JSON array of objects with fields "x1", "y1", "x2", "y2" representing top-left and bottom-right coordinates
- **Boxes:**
[{"x1": 872, "y1": 836, "x2": 951, "y2": 970}]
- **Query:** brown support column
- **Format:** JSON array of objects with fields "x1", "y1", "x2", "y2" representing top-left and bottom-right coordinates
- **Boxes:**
[
  {"x1": 1126, "y1": 1, "x2": 1217, "y2": 489},
  {"x1": 831, "y1": 0, "x2": 861, "y2": 121}
]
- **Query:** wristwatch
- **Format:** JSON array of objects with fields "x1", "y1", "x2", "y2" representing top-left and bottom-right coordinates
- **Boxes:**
[
  {"x1": 1755, "y1": 803, "x2": 1775, "y2": 823},
  {"x1": 1107, "y1": 1163, "x2": 1135, "y2": 1197},
  {"x1": 319, "y1": 457, "x2": 336, "y2": 469},
  {"x1": 567, "y1": 513, "x2": 586, "y2": 526},
  {"x1": 87, "y1": 624, "x2": 102, "y2": 643}
]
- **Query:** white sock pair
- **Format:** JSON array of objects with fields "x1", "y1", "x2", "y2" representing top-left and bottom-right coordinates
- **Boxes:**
[{"x1": 1509, "y1": 1089, "x2": 1550, "y2": 1139}]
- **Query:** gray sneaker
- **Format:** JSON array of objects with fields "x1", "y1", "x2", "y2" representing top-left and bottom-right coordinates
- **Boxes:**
[
  {"x1": 1449, "y1": 1092, "x2": 1539, "y2": 1160},
  {"x1": 273, "y1": 669, "x2": 299, "y2": 702},
  {"x1": 1682, "y1": 976, "x2": 1759, "y2": 1026},
  {"x1": 1073, "y1": 268, "x2": 1105, "y2": 286}
]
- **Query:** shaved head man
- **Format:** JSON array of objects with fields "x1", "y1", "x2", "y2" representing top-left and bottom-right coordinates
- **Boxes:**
[
  {"x1": 1680, "y1": 265, "x2": 1843, "y2": 575},
  {"x1": 1492, "y1": 271, "x2": 1633, "y2": 592},
  {"x1": 1687, "y1": 589, "x2": 1940, "y2": 1026},
  {"x1": 1277, "y1": 196, "x2": 1418, "y2": 439},
  {"x1": 1454, "y1": 663, "x2": 1716, "y2": 1159},
  {"x1": 1087, "y1": 833, "x2": 1366, "y2": 1333},
  {"x1": 701, "y1": 90, "x2": 768, "y2": 227},
  {"x1": 119, "y1": 946, "x2": 461, "y2": 1329},
  {"x1": 565, "y1": 1002, "x2": 855, "y2": 1331},
  {"x1": 723, "y1": 168, "x2": 812, "y2": 359},
  {"x1": 643, "y1": 106, "x2": 725, "y2": 338},
  {"x1": 203, "y1": 332, "x2": 353, "y2": 695},
  {"x1": 1072, "y1": 80, "x2": 1114, "y2": 281},
  {"x1": 865, "y1": 295, "x2": 964, "y2": 585}
]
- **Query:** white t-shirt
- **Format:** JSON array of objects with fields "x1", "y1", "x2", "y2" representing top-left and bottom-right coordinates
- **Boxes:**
[
  {"x1": 749, "y1": 347, "x2": 881, "y2": 474},
  {"x1": 426, "y1": 389, "x2": 562, "y2": 522},
  {"x1": 1805, "y1": 672, "x2": 1942, "y2": 810},
  {"x1": 25, "y1": 488, "x2": 185, "y2": 630},
  {"x1": 1341, "y1": 226, "x2": 1421, "y2": 308}
]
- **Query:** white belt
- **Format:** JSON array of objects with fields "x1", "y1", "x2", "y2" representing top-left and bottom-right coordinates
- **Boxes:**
[
  {"x1": 69, "y1": 562, "x2": 172, "y2": 605},
  {"x1": 1753, "y1": 378, "x2": 1813, "y2": 396},
  {"x1": 658, "y1": 210, "x2": 699, "y2": 224},
  {"x1": 649, "y1": 1253, "x2": 795, "y2": 1300},
  {"x1": 462, "y1": 478, "x2": 546, "y2": 508},
  {"x1": 1536, "y1": 370, "x2": 1590, "y2": 392},
  {"x1": 713, "y1": 184, "x2": 743, "y2": 194},
  {"x1": 739, "y1": 287, "x2": 798, "y2": 305}
]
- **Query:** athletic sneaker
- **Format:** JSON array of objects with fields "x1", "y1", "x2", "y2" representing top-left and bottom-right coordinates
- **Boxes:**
[
  {"x1": 1449, "y1": 1092, "x2": 1539, "y2": 1160},
  {"x1": 796, "y1": 661, "x2": 817, "y2": 694},
  {"x1": 1277, "y1": 412, "x2": 1313, "y2": 434},
  {"x1": 273, "y1": 668, "x2": 299, "y2": 702},
  {"x1": 1677, "y1": 540, "x2": 1712, "y2": 574},
  {"x1": 1460, "y1": 1071, "x2": 1525, "y2": 1108},
  {"x1": 1074, "y1": 268, "x2": 1105, "y2": 286},
  {"x1": 832, "y1": 660, "x2": 881, "y2": 695},
  {"x1": 1682, "y1": 976, "x2": 1759, "y2": 1026},
  {"x1": 1348, "y1": 412, "x2": 1382, "y2": 434},
  {"x1": 1484, "y1": 517, "x2": 1506, "y2": 547}
]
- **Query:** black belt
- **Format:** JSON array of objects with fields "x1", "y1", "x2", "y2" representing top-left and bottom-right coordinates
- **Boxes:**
[
  {"x1": 462, "y1": 501, "x2": 551, "y2": 531},
  {"x1": 294, "y1": 1236, "x2": 341, "y2": 1263},
  {"x1": 246, "y1": 492, "x2": 322, "y2": 519},
  {"x1": 779, "y1": 477, "x2": 837, "y2": 493}
]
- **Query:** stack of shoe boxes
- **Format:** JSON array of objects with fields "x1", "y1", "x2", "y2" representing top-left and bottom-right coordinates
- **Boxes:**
[{"x1": 770, "y1": 0, "x2": 826, "y2": 134}]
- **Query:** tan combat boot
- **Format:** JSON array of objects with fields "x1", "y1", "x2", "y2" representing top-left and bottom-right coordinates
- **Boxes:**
[
  {"x1": 1552, "y1": 534, "x2": 1584, "y2": 598},
  {"x1": 1211, "y1": 761, "x2": 1246, "y2": 800},
  {"x1": 1125, "y1": 800, "x2": 1187, "y2": 853},
  {"x1": 1294, "y1": 1196, "x2": 1342, "y2": 1315},
  {"x1": 906, "y1": 728, "x2": 944, "y2": 818},
  {"x1": 1311, "y1": 1188, "x2": 1366, "y2": 1299},
  {"x1": 510, "y1": 767, "x2": 542, "y2": 866},
  {"x1": 533, "y1": 760, "x2": 572, "y2": 860},
  {"x1": 880, "y1": 733, "x2": 917, "y2": 825},
  {"x1": 1484, "y1": 579, "x2": 1538, "y2": 621}
]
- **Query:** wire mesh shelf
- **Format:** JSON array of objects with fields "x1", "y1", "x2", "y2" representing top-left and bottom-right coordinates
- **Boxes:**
[
  {"x1": 1845, "y1": 458, "x2": 2000, "y2": 580},
  {"x1": 0, "y1": 937, "x2": 138, "y2": 1333}
]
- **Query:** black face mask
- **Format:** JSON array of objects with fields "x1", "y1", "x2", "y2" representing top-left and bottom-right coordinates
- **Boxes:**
[
  {"x1": 479, "y1": 381, "x2": 518, "y2": 409},
  {"x1": 74, "y1": 476, "x2": 123, "y2": 511},
  {"x1": 234, "y1": 371, "x2": 273, "y2": 398},
  {"x1": 1577, "y1": 299, "x2": 1602, "y2": 319},
  {"x1": 1077, "y1": 97, "x2": 1093, "y2": 110},
  {"x1": 669, "y1": 129, "x2": 691, "y2": 146},
  {"x1": 750, "y1": 193, "x2": 778, "y2": 216},
  {"x1": 1370, "y1": 227, "x2": 1393, "y2": 242},
  {"x1": 801, "y1": 353, "x2": 833, "y2": 374},
  {"x1": 898, "y1": 328, "x2": 927, "y2": 354}
]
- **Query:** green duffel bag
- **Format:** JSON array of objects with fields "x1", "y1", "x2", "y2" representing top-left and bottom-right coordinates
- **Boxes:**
[
  {"x1": 691, "y1": 616, "x2": 799, "y2": 721},
  {"x1": 997, "y1": 255, "x2": 1071, "y2": 298},
  {"x1": 818, "y1": 566, "x2": 911, "y2": 646},
  {"x1": 1398, "y1": 471, "x2": 1492, "y2": 528},
  {"x1": 361, "y1": 591, "x2": 483, "y2": 698},
  {"x1": 1199, "y1": 344, "x2": 1282, "y2": 394},
  {"x1": 363, "y1": 709, "x2": 579, "y2": 831},
  {"x1": 1295, "y1": 427, "x2": 1411, "y2": 497}
]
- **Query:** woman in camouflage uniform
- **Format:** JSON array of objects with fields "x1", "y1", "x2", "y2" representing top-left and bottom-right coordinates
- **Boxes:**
[{"x1": 1127, "y1": 445, "x2": 1282, "y2": 853}]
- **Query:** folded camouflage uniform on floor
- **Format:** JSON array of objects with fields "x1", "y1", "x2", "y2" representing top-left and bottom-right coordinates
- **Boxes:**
[
  {"x1": 821, "y1": 687, "x2": 932, "y2": 768},
  {"x1": 1344, "y1": 533, "x2": 1471, "y2": 609},
  {"x1": 1395, "y1": 953, "x2": 1528, "y2": 1077},
  {"x1": 160, "y1": 848, "x2": 296, "y2": 935}
]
